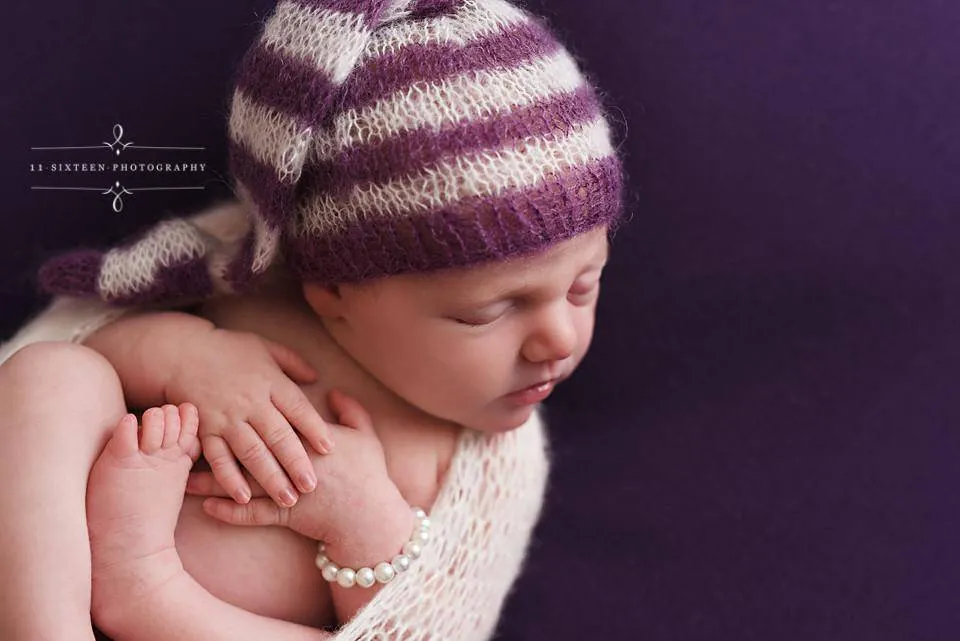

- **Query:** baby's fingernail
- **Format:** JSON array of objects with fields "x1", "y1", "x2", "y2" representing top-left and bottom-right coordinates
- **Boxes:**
[
  {"x1": 320, "y1": 438, "x2": 334, "y2": 454},
  {"x1": 236, "y1": 488, "x2": 251, "y2": 504},
  {"x1": 299, "y1": 473, "x2": 317, "y2": 492},
  {"x1": 280, "y1": 488, "x2": 298, "y2": 507}
]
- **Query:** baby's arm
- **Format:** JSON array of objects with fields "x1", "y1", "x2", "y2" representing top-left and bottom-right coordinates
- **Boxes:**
[
  {"x1": 323, "y1": 503, "x2": 417, "y2": 624},
  {"x1": 82, "y1": 310, "x2": 215, "y2": 409}
]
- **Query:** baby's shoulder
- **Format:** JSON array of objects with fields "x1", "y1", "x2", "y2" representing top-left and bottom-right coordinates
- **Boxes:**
[{"x1": 197, "y1": 284, "x2": 310, "y2": 334}]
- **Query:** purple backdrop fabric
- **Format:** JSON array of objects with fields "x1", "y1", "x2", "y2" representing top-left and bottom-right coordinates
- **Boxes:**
[{"x1": 3, "y1": 1, "x2": 960, "y2": 640}]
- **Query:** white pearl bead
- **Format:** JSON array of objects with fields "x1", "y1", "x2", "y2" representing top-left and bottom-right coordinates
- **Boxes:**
[
  {"x1": 374, "y1": 562, "x2": 396, "y2": 584},
  {"x1": 392, "y1": 554, "x2": 411, "y2": 573},
  {"x1": 321, "y1": 563, "x2": 339, "y2": 582},
  {"x1": 336, "y1": 568, "x2": 356, "y2": 588},
  {"x1": 314, "y1": 554, "x2": 329, "y2": 570},
  {"x1": 413, "y1": 508, "x2": 427, "y2": 520},
  {"x1": 414, "y1": 529, "x2": 430, "y2": 544},
  {"x1": 403, "y1": 541, "x2": 422, "y2": 559},
  {"x1": 356, "y1": 567, "x2": 376, "y2": 588},
  {"x1": 419, "y1": 517, "x2": 431, "y2": 530}
]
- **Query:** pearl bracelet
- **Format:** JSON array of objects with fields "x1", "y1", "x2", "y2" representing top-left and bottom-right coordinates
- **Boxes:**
[{"x1": 315, "y1": 507, "x2": 431, "y2": 589}]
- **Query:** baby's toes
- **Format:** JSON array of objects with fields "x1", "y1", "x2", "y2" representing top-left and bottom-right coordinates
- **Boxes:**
[
  {"x1": 160, "y1": 404, "x2": 182, "y2": 450},
  {"x1": 139, "y1": 407, "x2": 165, "y2": 454},
  {"x1": 105, "y1": 413, "x2": 141, "y2": 459},
  {"x1": 178, "y1": 403, "x2": 202, "y2": 462}
]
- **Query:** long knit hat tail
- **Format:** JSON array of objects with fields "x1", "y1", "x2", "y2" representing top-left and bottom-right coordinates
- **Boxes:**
[{"x1": 38, "y1": 0, "x2": 410, "y2": 306}]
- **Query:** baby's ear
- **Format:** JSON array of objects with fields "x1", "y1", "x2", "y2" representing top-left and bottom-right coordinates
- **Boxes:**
[{"x1": 301, "y1": 282, "x2": 343, "y2": 318}]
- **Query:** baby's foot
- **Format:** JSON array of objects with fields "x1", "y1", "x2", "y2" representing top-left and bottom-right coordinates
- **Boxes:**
[{"x1": 86, "y1": 404, "x2": 201, "y2": 623}]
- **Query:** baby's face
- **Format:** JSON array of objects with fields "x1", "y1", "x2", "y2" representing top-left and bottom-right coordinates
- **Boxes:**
[{"x1": 305, "y1": 226, "x2": 610, "y2": 433}]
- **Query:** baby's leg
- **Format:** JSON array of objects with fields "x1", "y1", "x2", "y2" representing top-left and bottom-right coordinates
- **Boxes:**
[
  {"x1": 0, "y1": 342, "x2": 127, "y2": 641},
  {"x1": 85, "y1": 403, "x2": 201, "y2": 636}
]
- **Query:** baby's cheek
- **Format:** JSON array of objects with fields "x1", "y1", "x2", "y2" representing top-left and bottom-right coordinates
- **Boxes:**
[{"x1": 574, "y1": 309, "x2": 598, "y2": 359}]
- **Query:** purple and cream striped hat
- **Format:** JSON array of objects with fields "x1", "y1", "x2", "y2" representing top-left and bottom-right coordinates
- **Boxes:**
[{"x1": 39, "y1": 0, "x2": 625, "y2": 307}]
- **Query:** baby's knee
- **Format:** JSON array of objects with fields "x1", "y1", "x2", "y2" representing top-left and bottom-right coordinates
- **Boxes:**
[{"x1": 0, "y1": 341, "x2": 125, "y2": 418}]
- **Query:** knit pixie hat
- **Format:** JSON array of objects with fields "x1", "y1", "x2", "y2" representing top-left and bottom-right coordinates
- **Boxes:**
[{"x1": 39, "y1": 0, "x2": 624, "y2": 307}]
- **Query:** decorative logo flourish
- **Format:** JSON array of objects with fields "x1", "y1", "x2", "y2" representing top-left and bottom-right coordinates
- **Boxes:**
[
  {"x1": 103, "y1": 124, "x2": 135, "y2": 156},
  {"x1": 32, "y1": 123, "x2": 205, "y2": 156},
  {"x1": 30, "y1": 124, "x2": 208, "y2": 212},
  {"x1": 31, "y1": 183, "x2": 205, "y2": 213},
  {"x1": 103, "y1": 182, "x2": 133, "y2": 212}
]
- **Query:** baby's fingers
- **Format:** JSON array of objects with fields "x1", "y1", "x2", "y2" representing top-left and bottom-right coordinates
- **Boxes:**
[
  {"x1": 202, "y1": 497, "x2": 290, "y2": 528},
  {"x1": 186, "y1": 470, "x2": 268, "y2": 499},
  {"x1": 273, "y1": 383, "x2": 335, "y2": 454},
  {"x1": 201, "y1": 434, "x2": 253, "y2": 504},
  {"x1": 327, "y1": 389, "x2": 374, "y2": 435},
  {"x1": 224, "y1": 423, "x2": 300, "y2": 508},
  {"x1": 250, "y1": 405, "x2": 318, "y2": 494}
]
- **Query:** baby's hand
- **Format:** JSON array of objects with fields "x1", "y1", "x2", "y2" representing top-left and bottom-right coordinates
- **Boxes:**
[
  {"x1": 164, "y1": 328, "x2": 334, "y2": 508},
  {"x1": 186, "y1": 389, "x2": 401, "y2": 544}
]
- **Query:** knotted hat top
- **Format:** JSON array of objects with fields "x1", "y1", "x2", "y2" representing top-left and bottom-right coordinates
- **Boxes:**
[{"x1": 39, "y1": 0, "x2": 625, "y2": 306}]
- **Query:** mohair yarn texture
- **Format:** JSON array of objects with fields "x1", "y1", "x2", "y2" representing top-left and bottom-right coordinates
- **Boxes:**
[{"x1": 37, "y1": 0, "x2": 625, "y2": 307}]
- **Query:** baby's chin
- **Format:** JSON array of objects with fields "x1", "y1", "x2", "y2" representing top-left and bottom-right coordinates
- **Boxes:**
[
  {"x1": 403, "y1": 396, "x2": 538, "y2": 435},
  {"x1": 461, "y1": 405, "x2": 537, "y2": 434}
]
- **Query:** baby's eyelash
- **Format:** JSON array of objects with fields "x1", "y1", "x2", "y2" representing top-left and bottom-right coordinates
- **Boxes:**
[
  {"x1": 454, "y1": 317, "x2": 492, "y2": 327},
  {"x1": 452, "y1": 312, "x2": 506, "y2": 327},
  {"x1": 450, "y1": 302, "x2": 513, "y2": 326}
]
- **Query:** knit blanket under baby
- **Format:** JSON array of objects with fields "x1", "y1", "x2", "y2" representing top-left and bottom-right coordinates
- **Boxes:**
[{"x1": 0, "y1": 204, "x2": 551, "y2": 641}]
